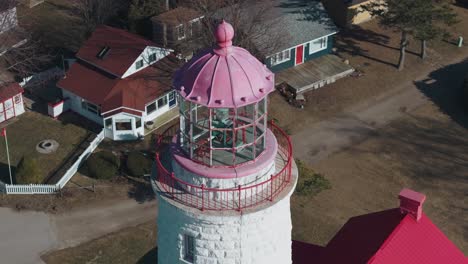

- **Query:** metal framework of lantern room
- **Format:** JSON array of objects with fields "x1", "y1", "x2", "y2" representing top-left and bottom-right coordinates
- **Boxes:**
[{"x1": 179, "y1": 95, "x2": 268, "y2": 167}]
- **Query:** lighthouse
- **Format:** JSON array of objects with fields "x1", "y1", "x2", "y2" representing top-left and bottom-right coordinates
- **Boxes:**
[{"x1": 153, "y1": 21, "x2": 298, "y2": 264}]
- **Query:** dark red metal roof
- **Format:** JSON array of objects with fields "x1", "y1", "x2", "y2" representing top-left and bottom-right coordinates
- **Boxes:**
[
  {"x1": 293, "y1": 208, "x2": 467, "y2": 264},
  {"x1": 58, "y1": 55, "x2": 179, "y2": 114},
  {"x1": 0, "y1": 82, "x2": 23, "y2": 101},
  {"x1": 76, "y1": 25, "x2": 157, "y2": 77}
]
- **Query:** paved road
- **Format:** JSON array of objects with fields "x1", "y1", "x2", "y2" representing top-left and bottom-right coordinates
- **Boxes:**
[
  {"x1": 0, "y1": 200, "x2": 156, "y2": 264},
  {"x1": 292, "y1": 84, "x2": 430, "y2": 164}
]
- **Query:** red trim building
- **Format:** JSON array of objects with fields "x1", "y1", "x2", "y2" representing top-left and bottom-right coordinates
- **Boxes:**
[
  {"x1": 0, "y1": 82, "x2": 25, "y2": 123},
  {"x1": 57, "y1": 26, "x2": 181, "y2": 141}
]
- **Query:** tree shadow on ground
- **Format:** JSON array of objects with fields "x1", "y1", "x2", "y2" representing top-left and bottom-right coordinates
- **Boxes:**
[
  {"x1": 0, "y1": 162, "x2": 16, "y2": 184},
  {"x1": 414, "y1": 59, "x2": 468, "y2": 129},
  {"x1": 127, "y1": 177, "x2": 155, "y2": 204},
  {"x1": 57, "y1": 112, "x2": 102, "y2": 134},
  {"x1": 137, "y1": 247, "x2": 158, "y2": 264}
]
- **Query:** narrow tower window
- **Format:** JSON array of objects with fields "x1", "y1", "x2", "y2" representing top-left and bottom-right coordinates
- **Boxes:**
[{"x1": 183, "y1": 234, "x2": 195, "y2": 262}]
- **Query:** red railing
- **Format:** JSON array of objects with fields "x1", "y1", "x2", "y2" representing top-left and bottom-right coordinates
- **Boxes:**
[{"x1": 154, "y1": 121, "x2": 293, "y2": 212}]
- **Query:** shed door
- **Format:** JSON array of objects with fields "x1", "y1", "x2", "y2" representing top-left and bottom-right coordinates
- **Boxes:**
[
  {"x1": 4, "y1": 99, "x2": 15, "y2": 120},
  {"x1": 295, "y1": 45, "x2": 304, "y2": 65}
]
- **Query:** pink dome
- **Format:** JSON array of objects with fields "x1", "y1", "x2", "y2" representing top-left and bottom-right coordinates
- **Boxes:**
[{"x1": 173, "y1": 21, "x2": 275, "y2": 108}]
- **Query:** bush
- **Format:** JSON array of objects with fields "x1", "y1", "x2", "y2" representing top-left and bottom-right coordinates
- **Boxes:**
[
  {"x1": 85, "y1": 151, "x2": 120, "y2": 180},
  {"x1": 126, "y1": 151, "x2": 152, "y2": 177},
  {"x1": 295, "y1": 159, "x2": 331, "y2": 196},
  {"x1": 15, "y1": 156, "x2": 42, "y2": 184}
]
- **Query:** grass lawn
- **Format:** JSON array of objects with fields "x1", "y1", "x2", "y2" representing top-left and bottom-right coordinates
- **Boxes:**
[
  {"x1": 291, "y1": 103, "x2": 468, "y2": 254},
  {"x1": 0, "y1": 111, "x2": 89, "y2": 184},
  {"x1": 42, "y1": 221, "x2": 158, "y2": 264}
]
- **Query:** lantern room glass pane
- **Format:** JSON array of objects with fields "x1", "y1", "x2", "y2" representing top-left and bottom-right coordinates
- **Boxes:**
[{"x1": 178, "y1": 98, "x2": 269, "y2": 167}]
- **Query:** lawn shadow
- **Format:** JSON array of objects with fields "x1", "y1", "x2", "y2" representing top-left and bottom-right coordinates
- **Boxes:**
[
  {"x1": 414, "y1": 59, "x2": 468, "y2": 129},
  {"x1": 334, "y1": 25, "x2": 418, "y2": 68},
  {"x1": 137, "y1": 247, "x2": 158, "y2": 264},
  {"x1": 57, "y1": 112, "x2": 102, "y2": 134}
]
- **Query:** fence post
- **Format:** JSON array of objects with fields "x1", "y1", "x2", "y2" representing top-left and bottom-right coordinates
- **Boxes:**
[
  {"x1": 238, "y1": 185, "x2": 241, "y2": 212},
  {"x1": 201, "y1": 184, "x2": 205, "y2": 211}
]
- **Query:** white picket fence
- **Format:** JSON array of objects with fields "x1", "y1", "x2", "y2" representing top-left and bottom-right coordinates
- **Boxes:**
[{"x1": 3, "y1": 130, "x2": 105, "y2": 195}]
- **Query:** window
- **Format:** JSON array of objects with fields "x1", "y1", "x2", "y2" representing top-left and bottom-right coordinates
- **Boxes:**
[
  {"x1": 146, "y1": 103, "x2": 157, "y2": 114},
  {"x1": 81, "y1": 100, "x2": 100, "y2": 115},
  {"x1": 183, "y1": 235, "x2": 195, "y2": 262},
  {"x1": 14, "y1": 95, "x2": 21, "y2": 104},
  {"x1": 176, "y1": 24, "x2": 186, "y2": 40},
  {"x1": 135, "y1": 118, "x2": 142, "y2": 128},
  {"x1": 136, "y1": 60, "x2": 144, "y2": 69},
  {"x1": 270, "y1": 49, "x2": 291, "y2": 66},
  {"x1": 157, "y1": 96, "x2": 168, "y2": 108},
  {"x1": 97, "y1": 46, "x2": 111, "y2": 59},
  {"x1": 149, "y1": 53, "x2": 157, "y2": 63},
  {"x1": 115, "y1": 119, "x2": 132, "y2": 131},
  {"x1": 105, "y1": 118, "x2": 112, "y2": 129},
  {"x1": 309, "y1": 37, "x2": 328, "y2": 54}
]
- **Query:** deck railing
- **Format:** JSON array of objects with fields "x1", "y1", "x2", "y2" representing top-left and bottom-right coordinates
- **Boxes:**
[{"x1": 154, "y1": 121, "x2": 293, "y2": 211}]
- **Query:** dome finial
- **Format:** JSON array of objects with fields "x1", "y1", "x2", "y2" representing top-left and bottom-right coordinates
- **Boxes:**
[{"x1": 215, "y1": 20, "x2": 234, "y2": 48}]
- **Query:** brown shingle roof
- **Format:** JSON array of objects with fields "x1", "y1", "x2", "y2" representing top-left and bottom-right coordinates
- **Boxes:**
[
  {"x1": 76, "y1": 26, "x2": 158, "y2": 78},
  {"x1": 0, "y1": 82, "x2": 23, "y2": 101}
]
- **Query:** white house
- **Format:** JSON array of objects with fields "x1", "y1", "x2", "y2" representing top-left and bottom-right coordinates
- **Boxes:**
[
  {"x1": 58, "y1": 26, "x2": 180, "y2": 141},
  {"x1": 0, "y1": 82, "x2": 25, "y2": 123}
]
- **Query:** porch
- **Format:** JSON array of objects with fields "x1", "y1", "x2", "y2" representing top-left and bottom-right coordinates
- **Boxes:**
[
  {"x1": 144, "y1": 106, "x2": 179, "y2": 136},
  {"x1": 275, "y1": 55, "x2": 354, "y2": 94}
]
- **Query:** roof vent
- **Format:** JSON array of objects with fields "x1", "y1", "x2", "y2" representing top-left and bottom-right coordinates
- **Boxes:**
[
  {"x1": 398, "y1": 188, "x2": 426, "y2": 222},
  {"x1": 97, "y1": 46, "x2": 111, "y2": 59}
]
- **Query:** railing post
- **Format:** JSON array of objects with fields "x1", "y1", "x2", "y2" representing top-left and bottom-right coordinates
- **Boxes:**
[
  {"x1": 238, "y1": 185, "x2": 241, "y2": 212},
  {"x1": 201, "y1": 184, "x2": 205, "y2": 211},
  {"x1": 270, "y1": 175, "x2": 274, "y2": 202},
  {"x1": 171, "y1": 172, "x2": 175, "y2": 198}
]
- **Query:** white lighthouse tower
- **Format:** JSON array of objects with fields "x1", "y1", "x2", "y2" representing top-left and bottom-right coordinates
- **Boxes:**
[{"x1": 152, "y1": 21, "x2": 298, "y2": 264}]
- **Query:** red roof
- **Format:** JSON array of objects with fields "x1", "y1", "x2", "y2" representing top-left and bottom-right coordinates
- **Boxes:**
[
  {"x1": 0, "y1": 82, "x2": 23, "y2": 101},
  {"x1": 293, "y1": 208, "x2": 467, "y2": 264},
  {"x1": 368, "y1": 213, "x2": 468, "y2": 264},
  {"x1": 76, "y1": 25, "x2": 157, "y2": 77},
  {"x1": 58, "y1": 56, "x2": 179, "y2": 114}
]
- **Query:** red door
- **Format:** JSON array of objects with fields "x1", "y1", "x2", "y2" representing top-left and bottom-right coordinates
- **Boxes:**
[{"x1": 295, "y1": 45, "x2": 304, "y2": 65}]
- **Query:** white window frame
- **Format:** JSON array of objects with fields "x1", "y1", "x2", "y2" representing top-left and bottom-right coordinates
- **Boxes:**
[
  {"x1": 81, "y1": 100, "x2": 101, "y2": 116},
  {"x1": 270, "y1": 49, "x2": 291, "y2": 66},
  {"x1": 176, "y1": 24, "x2": 186, "y2": 40},
  {"x1": 183, "y1": 234, "x2": 195, "y2": 263},
  {"x1": 309, "y1": 36, "x2": 328, "y2": 55}
]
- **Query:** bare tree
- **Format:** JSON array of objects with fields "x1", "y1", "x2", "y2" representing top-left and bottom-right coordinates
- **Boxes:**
[
  {"x1": 70, "y1": 0, "x2": 127, "y2": 36},
  {"x1": 178, "y1": 0, "x2": 287, "y2": 59},
  {"x1": 0, "y1": 0, "x2": 53, "y2": 84}
]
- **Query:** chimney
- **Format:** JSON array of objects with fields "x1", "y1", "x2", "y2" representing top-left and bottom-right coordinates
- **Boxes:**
[{"x1": 398, "y1": 188, "x2": 426, "y2": 222}]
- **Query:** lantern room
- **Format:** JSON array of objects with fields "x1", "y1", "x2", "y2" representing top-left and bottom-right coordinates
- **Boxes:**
[{"x1": 173, "y1": 21, "x2": 275, "y2": 167}]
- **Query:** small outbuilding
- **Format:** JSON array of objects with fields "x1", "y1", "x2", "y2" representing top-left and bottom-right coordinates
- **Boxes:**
[
  {"x1": 0, "y1": 82, "x2": 25, "y2": 123},
  {"x1": 322, "y1": 0, "x2": 378, "y2": 28}
]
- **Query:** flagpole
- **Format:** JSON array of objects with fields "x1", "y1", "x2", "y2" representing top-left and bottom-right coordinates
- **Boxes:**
[{"x1": 3, "y1": 129, "x2": 12, "y2": 185}]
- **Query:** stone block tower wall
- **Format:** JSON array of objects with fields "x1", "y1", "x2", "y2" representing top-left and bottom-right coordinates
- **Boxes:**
[{"x1": 157, "y1": 168, "x2": 297, "y2": 264}]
